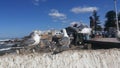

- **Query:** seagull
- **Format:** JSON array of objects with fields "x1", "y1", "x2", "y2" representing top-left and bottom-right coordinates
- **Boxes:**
[
  {"x1": 51, "y1": 29, "x2": 70, "y2": 54},
  {"x1": 22, "y1": 30, "x2": 42, "y2": 47},
  {"x1": 11, "y1": 30, "x2": 42, "y2": 54},
  {"x1": 56, "y1": 28, "x2": 71, "y2": 52},
  {"x1": 59, "y1": 29, "x2": 70, "y2": 47}
]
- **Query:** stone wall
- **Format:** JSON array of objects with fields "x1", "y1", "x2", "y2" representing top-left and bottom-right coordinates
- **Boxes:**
[{"x1": 0, "y1": 49, "x2": 120, "y2": 68}]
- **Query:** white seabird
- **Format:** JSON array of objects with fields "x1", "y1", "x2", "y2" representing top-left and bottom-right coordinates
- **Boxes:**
[
  {"x1": 21, "y1": 30, "x2": 42, "y2": 48},
  {"x1": 51, "y1": 29, "x2": 70, "y2": 54},
  {"x1": 59, "y1": 29, "x2": 70, "y2": 49},
  {"x1": 11, "y1": 30, "x2": 42, "y2": 54}
]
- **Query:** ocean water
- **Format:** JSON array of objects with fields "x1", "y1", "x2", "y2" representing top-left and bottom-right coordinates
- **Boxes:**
[
  {"x1": 0, "y1": 44, "x2": 14, "y2": 48},
  {"x1": 0, "y1": 38, "x2": 15, "y2": 51}
]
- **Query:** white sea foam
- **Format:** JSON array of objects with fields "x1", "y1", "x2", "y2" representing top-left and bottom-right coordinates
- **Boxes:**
[{"x1": 0, "y1": 48, "x2": 12, "y2": 51}]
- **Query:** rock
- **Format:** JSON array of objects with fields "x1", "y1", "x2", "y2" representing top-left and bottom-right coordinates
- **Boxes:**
[{"x1": 0, "y1": 49, "x2": 120, "y2": 68}]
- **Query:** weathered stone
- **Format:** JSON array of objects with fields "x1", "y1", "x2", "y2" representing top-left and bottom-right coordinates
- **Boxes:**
[{"x1": 0, "y1": 49, "x2": 120, "y2": 68}]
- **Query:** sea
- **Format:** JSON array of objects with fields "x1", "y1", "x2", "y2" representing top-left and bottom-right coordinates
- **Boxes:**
[{"x1": 0, "y1": 38, "x2": 15, "y2": 52}]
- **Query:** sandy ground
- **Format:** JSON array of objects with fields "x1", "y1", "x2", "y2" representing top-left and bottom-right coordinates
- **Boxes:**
[{"x1": 0, "y1": 48, "x2": 120, "y2": 68}]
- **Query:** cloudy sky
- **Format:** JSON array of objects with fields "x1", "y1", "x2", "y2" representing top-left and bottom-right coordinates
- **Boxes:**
[{"x1": 0, "y1": 0, "x2": 120, "y2": 38}]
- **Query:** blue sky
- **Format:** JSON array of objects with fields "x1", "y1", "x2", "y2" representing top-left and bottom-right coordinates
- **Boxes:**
[{"x1": 0, "y1": 0, "x2": 120, "y2": 38}]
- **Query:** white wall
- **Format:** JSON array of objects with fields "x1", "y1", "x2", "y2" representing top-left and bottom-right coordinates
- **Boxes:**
[{"x1": 0, "y1": 49, "x2": 120, "y2": 68}]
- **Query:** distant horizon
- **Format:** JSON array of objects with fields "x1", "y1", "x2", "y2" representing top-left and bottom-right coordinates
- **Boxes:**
[{"x1": 0, "y1": 0, "x2": 120, "y2": 38}]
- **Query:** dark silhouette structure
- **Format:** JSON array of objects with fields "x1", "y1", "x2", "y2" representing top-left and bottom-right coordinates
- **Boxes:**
[{"x1": 90, "y1": 10, "x2": 101, "y2": 33}]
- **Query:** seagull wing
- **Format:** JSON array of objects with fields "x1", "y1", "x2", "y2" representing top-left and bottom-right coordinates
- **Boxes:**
[
  {"x1": 59, "y1": 37, "x2": 70, "y2": 46},
  {"x1": 23, "y1": 38, "x2": 35, "y2": 46}
]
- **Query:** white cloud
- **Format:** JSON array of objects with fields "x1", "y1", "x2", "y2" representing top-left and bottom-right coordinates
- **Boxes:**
[
  {"x1": 32, "y1": 0, "x2": 39, "y2": 6},
  {"x1": 49, "y1": 9, "x2": 67, "y2": 20},
  {"x1": 71, "y1": 6, "x2": 98, "y2": 14},
  {"x1": 33, "y1": 0, "x2": 47, "y2": 6}
]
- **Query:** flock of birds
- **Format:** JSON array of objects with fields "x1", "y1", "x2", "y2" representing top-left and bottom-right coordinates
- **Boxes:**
[
  {"x1": 15, "y1": 29, "x2": 71, "y2": 54},
  {"x1": 10, "y1": 23, "x2": 92, "y2": 54}
]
